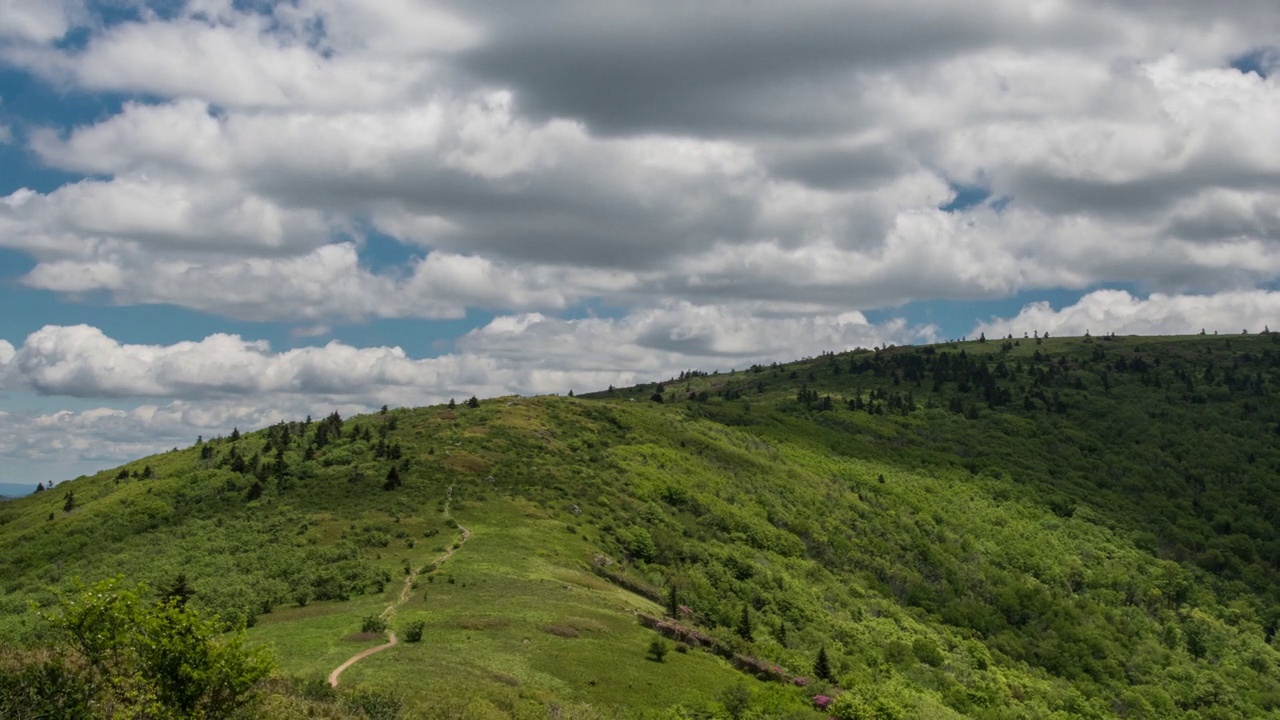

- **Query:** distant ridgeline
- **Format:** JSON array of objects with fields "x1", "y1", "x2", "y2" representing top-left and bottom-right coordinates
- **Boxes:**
[{"x1": 2, "y1": 333, "x2": 1279, "y2": 719}]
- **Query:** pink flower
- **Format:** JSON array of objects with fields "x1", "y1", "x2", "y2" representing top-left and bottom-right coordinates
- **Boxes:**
[
  {"x1": 678, "y1": 604, "x2": 693, "y2": 616},
  {"x1": 793, "y1": 676, "x2": 810, "y2": 687},
  {"x1": 813, "y1": 695, "x2": 834, "y2": 710}
]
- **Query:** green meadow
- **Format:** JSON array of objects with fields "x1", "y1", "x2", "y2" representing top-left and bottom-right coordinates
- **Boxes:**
[{"x1": 2, "y1": 333, "x2": 1279, "y2": 718}]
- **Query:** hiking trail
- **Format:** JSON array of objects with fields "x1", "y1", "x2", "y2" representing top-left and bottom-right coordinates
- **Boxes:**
[{"x1": 328, "y1": 492, "x2": 470, "y2": 688}]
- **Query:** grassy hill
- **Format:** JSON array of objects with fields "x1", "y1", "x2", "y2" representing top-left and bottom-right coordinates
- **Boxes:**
[{"x1": 2, "y1": 333, "x2": 1279, "y2": 719}]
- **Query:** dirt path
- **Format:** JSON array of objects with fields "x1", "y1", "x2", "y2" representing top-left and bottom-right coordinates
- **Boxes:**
[{"x1": 328, "y1": 495, "x2": 470, "y2": 688}]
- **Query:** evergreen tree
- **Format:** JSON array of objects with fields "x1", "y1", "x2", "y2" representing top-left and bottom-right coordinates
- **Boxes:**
[
  {"x1": 62, "y1": 490, "x2": 75, "y2": 513},
  {"x1": 814, "y1": 645, "x2": 834, "y2": 682},
  {"x1": 161, "y1": 574, "x2": 196, "y2": 608},
  {"x1": 383, "y1": 466, "x2": 402, "y2": 491},
  {"x1": 736, "y1": 604, "x2": 752, "y2": 641},
  {"x1": 814, "y1": 645, "x2": 834, "y2": 676},
  {"x1": 466, "y1": 396, "x2": 480, "y2": 409},
  {"x1": 666, "y1": 584, "x2": 679, "y2": 618},
  {"x1": 646, "y1": 638, "x2": 669, "y2": 662}
]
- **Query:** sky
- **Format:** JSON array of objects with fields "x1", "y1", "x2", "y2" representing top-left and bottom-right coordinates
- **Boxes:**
[{"x1": 1, "y1": 1, "x2": 1279, "y2": 487}]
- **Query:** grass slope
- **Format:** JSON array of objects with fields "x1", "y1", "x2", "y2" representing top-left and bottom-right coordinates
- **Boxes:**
[{"x1": 2, "y1": 333, "x2": 1279, "y2": 718}]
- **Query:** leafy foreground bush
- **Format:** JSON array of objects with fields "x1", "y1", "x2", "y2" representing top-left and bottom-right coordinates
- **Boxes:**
[
  {"x1": 1, "y1": 577, "x2": 272, "y2": 719},
  {"x1": 361, "y1": 614, "x2": 389, "y2": 634},
  {"x1": 402, "y1": 619, "x2": 425, "y2": 642}
]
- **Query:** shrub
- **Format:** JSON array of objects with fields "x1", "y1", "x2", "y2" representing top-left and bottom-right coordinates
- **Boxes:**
[
  {"x1": 647, "y1": 638, "x2": 669, "y2": 662},
  {"x1": 0, "y1": 652, "x2": 94, "y2": 719},
  {"x1": 344, "y1": 688, "x2": 402, "y2": 720},
  {"x1": 403, "y1": 620, "x2": 425, "y2": 643},
  {"x1": 362, "y1": 615, "x2": 389, "y2": 634},
  {"x1": 912, "y1": 637, "x2": 945, "y2": 667},
  {"x1": 829, "y1": 682, "x2": 910, "y2": 720},
  {"x1": 33, "y1": 578, "x2": 273, "y2": 719},
  {"x1": 720, "y1": 682, "x2": 752, "y2": 720},
  {"x1": 297, "y1": 673, "x2": 337, "y2": 702}
]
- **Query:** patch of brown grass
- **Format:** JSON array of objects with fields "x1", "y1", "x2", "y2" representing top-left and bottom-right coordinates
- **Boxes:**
[{"x1": 442, "y1": 453, "x2": 490, "y2": 475}]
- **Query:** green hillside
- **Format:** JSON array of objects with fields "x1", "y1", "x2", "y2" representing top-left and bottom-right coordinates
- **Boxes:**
[{"x1": 2, "y1": 333, "x2": 1279, "y2": 719}]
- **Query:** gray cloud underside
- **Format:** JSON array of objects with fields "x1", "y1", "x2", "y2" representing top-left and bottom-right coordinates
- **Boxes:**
[{"x1": 0, "y1": 1, "x2": 1275, "y2": 323}]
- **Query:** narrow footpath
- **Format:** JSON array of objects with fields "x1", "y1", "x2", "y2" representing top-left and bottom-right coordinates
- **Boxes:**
[{"x1": 328, "y1": 494, "x2": 471, "y2": 688}]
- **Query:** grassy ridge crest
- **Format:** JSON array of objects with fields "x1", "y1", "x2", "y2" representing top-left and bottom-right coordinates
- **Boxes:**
[{"x1": 2, "y1": 333, "x2": 1279, "y2": 718}]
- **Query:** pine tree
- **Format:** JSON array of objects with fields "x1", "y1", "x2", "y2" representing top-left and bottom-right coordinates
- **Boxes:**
[
  {"x1": 383, "y1": 466, "x2": 402, "y2": 491},
  {"x1": 736, "y1": 604, "x2": 752, "y2": 641},
  {"x1": 161, "y1": 574, "x2": 196, "y2": 607},
  {"x1": 63, "y1": 490, "x2": 75, "y2": 513},
  {"x1": 666, "y1": 584, "x2": 679, "y2": 618},
  {"x1": 814, "y1": 645, "x2": 833, "y2": 682}
]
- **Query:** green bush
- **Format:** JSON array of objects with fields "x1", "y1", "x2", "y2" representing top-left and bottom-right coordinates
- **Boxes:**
[
  {"x1": 912, "y1": 637, "x2": 945, "y2": 667},
  {"x1": 361, "y1": 614, "x2": 389, "y2": 634},
  {"x1": 646, "y1": 638, "x2": 669, "y2": 662},
  {"x1": 344, "y1": 687, "x2": 402, "y2": 720},
  {"x1": 720, "y1": 682, "x2": 752, "y2": 720},
  {"x1": 403, "y1": 619, "x2": 425, "y2": 643},
  {"x1": 29, "y1": 577, "x2": 273, "y2": 719},
  {"x1": 0, "y1": 652, "x2": 94, "y2": 719},
  {"x1": 829, "y1": 681, "x2": 909, "y2": 720}
]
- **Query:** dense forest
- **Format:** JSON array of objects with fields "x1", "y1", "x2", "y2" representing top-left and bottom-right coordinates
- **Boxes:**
[{"x1": 2, "y1": 333, "x2": 1278, "y2": 719}]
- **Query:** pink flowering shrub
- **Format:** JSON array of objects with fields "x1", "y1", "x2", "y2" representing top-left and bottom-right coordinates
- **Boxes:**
[
  {"x1": 729, "y1": 654, "x2": 790, "y2": 681},
  {"x1": 638, "y1": 614, "x2": 715, "y2": 649},
  {"x1": 638, "y1": 613, "x2": 796, "y2": 684},
  {"x1": 793, "y1": 676, "x2": 810, "y2": 687},
  {"x1": 813, "y1": 694, "x2": 834, "y2": 710}
]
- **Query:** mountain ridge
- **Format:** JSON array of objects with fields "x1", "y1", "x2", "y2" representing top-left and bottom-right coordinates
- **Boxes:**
[{"x1": 2, "y1": 332, "x2": 1278, "y2": 719}]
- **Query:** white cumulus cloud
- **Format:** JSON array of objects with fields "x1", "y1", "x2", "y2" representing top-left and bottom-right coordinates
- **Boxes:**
[{"x1": 972, "y1": 289, "x2": 1280, "y2": 338}]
